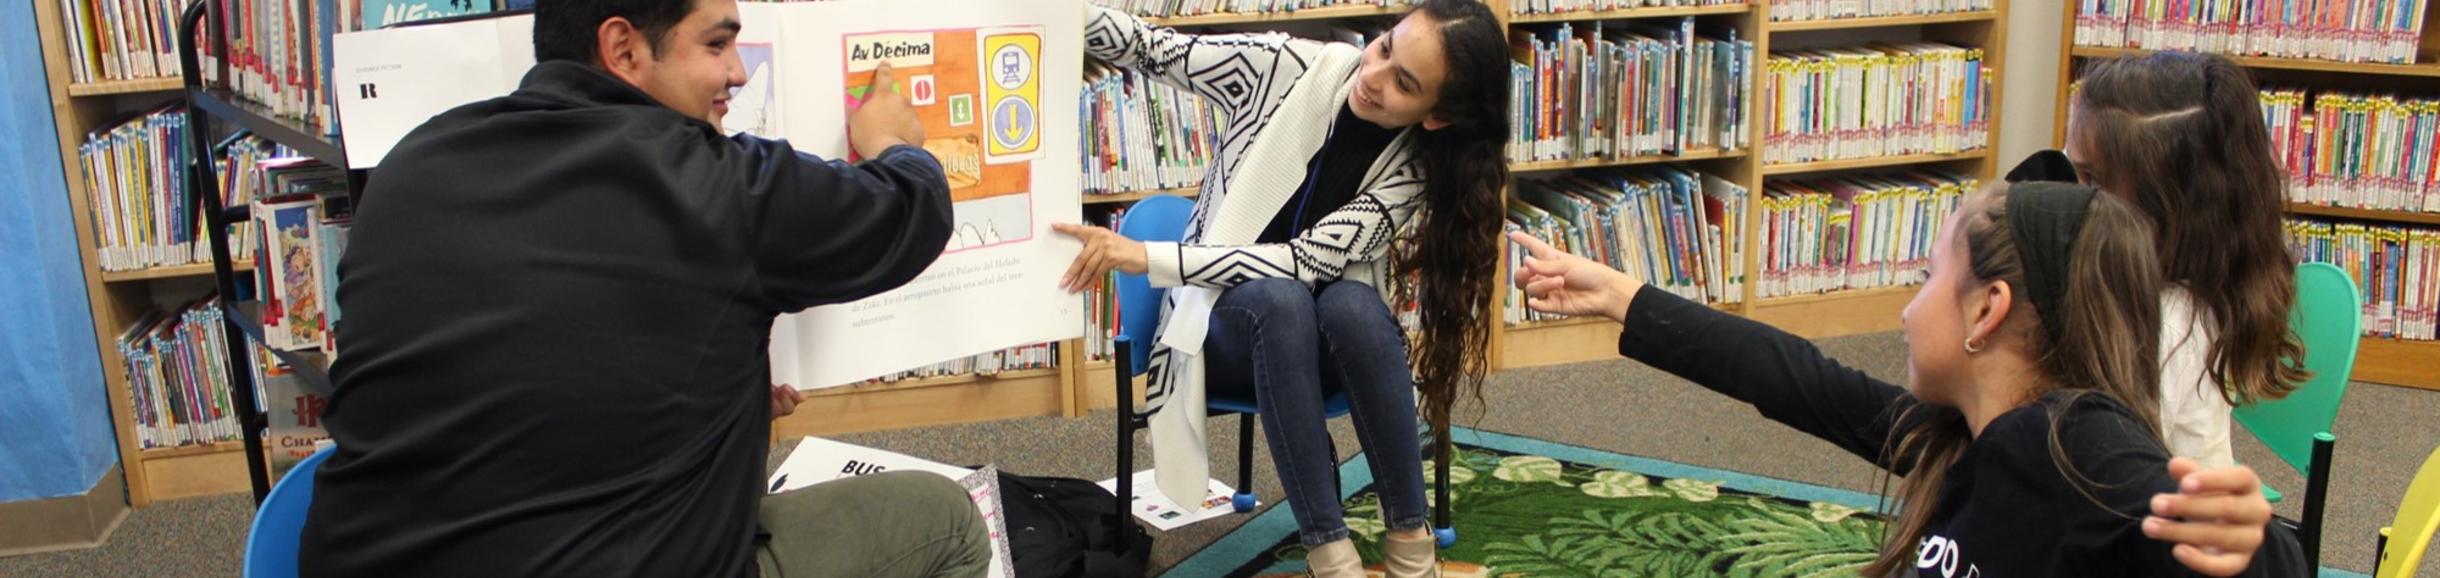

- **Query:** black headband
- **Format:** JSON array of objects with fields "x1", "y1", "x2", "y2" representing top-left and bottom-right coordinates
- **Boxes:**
[{"x1": 2005, "y1": 182, "x2": 2098, "y2": 343}]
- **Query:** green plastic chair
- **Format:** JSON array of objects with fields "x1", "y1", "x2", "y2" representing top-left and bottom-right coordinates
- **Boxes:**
[{"x1": 2231, "y1": 262, "x2": 2361, "y2": 572}]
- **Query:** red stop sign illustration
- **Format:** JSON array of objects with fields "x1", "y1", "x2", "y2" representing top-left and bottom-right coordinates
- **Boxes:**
[{"x1": 911, "y1": 75, "x2": 937, "y2": 105}]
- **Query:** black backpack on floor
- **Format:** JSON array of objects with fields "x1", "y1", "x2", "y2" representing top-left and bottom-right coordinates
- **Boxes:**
[{"x1": 995, "y1": 472, "x2": 1152, "y2": 578}]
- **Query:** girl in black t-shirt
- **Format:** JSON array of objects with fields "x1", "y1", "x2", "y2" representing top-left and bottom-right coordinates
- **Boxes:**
[{"x1": 1509, "y1": 181, "x2": 2305, "y2": 577}]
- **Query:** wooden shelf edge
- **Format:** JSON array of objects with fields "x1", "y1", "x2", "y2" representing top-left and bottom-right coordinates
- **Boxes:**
[
  {"x1": 1083, "y1": 188, "x2": 1199, "y2": 205},
  {"x1": 139, "y1": 440, "x2": 245, "y2": 459},
  {"x1": 1510, "y1": 148, "x2": 1746, "y2": 173},
  {"x1": 1762, "y1": 149, "x2": 1989, "y2": 176},
  {"x1": 1509, "y1": 3, "x2": 1749, "y2": 23},
  {"x1": 2353, "y1": 337, "x2": 2440, "y2": 391},
  {"x1": 2286, "y1": 203, "x2": 2440, "y2": 226},
  {"x1": 2067, "y1": 46, "x2": 2440, "y2": 78},
  {"x1": 1506, "y1": 316, "x2": 1611, "y2": 331},
  {"x1": 1755, "y1": 284, "x2": 1918, "y2": 307},
  {"x1": 1767, "y1": 10, "x2": 1996, "y2": 31},
  {"x1": 68, "y1": 77, "x2": 185, "y2": 97},
  {"x1": 1143, "y1": 4, "x2": 1412, "y2": 26},
  {"x1": 100, "y1": 260, "x2": 258, "y2": 283},
  {"x1": 805, "y1": 367, "x2": 1063, "y2": 397}
]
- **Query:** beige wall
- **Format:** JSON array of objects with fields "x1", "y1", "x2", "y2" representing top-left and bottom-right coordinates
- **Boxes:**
[{"x1": 1999, "y1": 1, "x2": 2065, "y2": 170}]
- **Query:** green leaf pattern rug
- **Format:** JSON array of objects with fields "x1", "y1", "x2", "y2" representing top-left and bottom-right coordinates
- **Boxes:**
[{"x1": 1177, "y1": 429, "x2": 1889, "y2": 578}]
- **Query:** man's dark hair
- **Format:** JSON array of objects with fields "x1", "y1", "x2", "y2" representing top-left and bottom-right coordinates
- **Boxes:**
[{"x1": 533, "y1": 0, "x2": 695, "y2": 64}]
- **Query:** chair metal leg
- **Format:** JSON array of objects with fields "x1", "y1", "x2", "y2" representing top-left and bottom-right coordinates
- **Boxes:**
[
  {"x1": 2302, "y1": 433, "x2": 2336, "y2": 572},
  {"x1": 1325, "y1": 430, "x2": 1341, "y2": 499},
  {"x1": 1112, "y1": 337, "x2": 1136, "y2": 552},
  {"x1": 1433, "y1": 427, "x2": 1455, "y2": 547},
  {"x1": 1233, "y1": 413, "x2": 1258, "y2": 512}
]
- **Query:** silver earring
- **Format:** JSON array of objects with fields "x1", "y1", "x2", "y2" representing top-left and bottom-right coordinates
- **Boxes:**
[{"x1": 1963, "y1": 338, "x2": 1984, "y2": 354}]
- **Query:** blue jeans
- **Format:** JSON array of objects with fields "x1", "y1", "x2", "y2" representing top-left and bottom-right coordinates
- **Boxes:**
[{"x1": 1207, "y1": 278, "x2": 1429, "y2": 547}]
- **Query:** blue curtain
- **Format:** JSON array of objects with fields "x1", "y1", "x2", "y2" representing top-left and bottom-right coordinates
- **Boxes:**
[{"x1": 0, "y1": 0, "x2": 123, "y2": 502}]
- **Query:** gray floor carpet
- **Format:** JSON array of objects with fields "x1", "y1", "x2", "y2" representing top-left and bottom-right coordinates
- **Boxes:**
[{"x1": 2, "y1": 331, "x2": 2432, "y2": 577}]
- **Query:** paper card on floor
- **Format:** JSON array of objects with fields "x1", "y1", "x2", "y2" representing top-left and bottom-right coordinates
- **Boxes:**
[
  {"x1": 1096, "y1": 469, "x2": 1249, "y2": 532},
  {"x1": 766, "y1": 436, "x2": 973, "y2": 493},
  {"x1": 768, "y1": 437, "x2": 1012, "y2": 577}
]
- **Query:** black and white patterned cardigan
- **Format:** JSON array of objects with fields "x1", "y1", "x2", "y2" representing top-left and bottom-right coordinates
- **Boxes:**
[{"x1": 1086, "y1": 5, "x2": 1428, "y2": 508}]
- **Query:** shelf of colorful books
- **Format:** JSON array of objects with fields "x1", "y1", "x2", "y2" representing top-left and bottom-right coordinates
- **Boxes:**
[
  {"x1": 101, "y1": 260, "x2": 257, "y2": 284},
  {"x1": 2070, "y1": 46, "x2": 2440, "y2": 78},
  {"x1": 1766, "y1": 10, "x2": 1996, "y2": 31},
  {"x1": 1761, "y1": 149, "x2": 1988, "y2": 176},
  {"x1": 2356, "y1": 337, "x2": 2440, "y2": 391},
  {"x1": 69, "y1": 77, "x2": 185, "y2": 97},
  {"x1": 2286, "y1": 203, "x2": 2440, "y2": 227},
  {"x1": 1084, "y1": 188, "x2": 1200, "y2": 205},
  {"x1": 1509, "y1": 148, "x2": 1746, "y2": 174},
  {"x1": 1509, "y1": 3, "x2": 1750, "y2": 24},
  {"x1": 1142, "y1": 4, "x2": 1414, "y2": 27}
]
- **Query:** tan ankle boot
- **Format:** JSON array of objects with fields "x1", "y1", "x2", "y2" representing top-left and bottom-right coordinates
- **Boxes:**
[
  {"x1": 1384, "y1": 531, "x2": 1439, "y2": 578},
  {"x1": 1304, "y1": 538, "x2": 1366, "y2": 578}
]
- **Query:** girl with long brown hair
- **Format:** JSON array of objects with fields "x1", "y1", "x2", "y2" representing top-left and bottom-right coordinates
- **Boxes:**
[
  {"x1": 1056, "y1": 0, "x2": 1509, "y2": 575},
  {"x1": 2066, "y1": 51, "x2": 2311, "y2": 468},
  {"x1": 1511, "y1": 181, "x2": 2304, "y2": 576}
]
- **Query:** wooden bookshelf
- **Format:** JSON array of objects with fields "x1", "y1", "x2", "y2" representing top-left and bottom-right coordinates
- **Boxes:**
[
  {"x1": 1765, "y1": 10, "x2": 1997, "y2": 31},
  {"x1": 139, "y1": 445, "x2": 254, "y2": 501},
  {"x1": 137, "y1": 440, "x2": 246, "y2": 460},
  {"x1": 1083, "y1": 188, "x2": 1199, "y2": 205},
  {"x1": 31, "y1": 0, "x2": 225, "y2": 507},
  {"x1": 2057, "y1": 5, "x2": 2440, "y2": 392},
  {"x1": 99, "y1": 260, "x2": 257, "y2": 284},
  {"x1": 1509, "y1": 148, "x2": 1744, "y2": 173},
  {"x1": 1498, "y1": 301, "x2": 1740, "y2": 368},
  {"x1": 1482, "y1": 0, "x2": 2003, "y2": 370},
  {"x1": 66, "y1": 77, "x2": 183, "y2": 97},
  {"x1": 2068, "y1": 46, "x2": 2440, "y2": 78},
  {"x1": 806, "y1": 368, "x2": 1062, "y2": 397},
  {"x1": 1749, "y1": 285, "x2": 1919, "y2": 338},
  {"x1": 1760, "y1": 149, "x2": 1992, "y2": 176},
  {"x1": 1078, "y1": 360, "x2": 1149, "y2": 412},
  {"x1": 2354, "y1": 338, "x2": 2440, "y2": 391},
  {"x1": 2285, "y1": 203, "x2": 2440, "y2": 227},
  {"x1": 1508, "y1": 3, "x2": 1749, "y2": 24},
  {"x1": 777, "y1": 369, "x2": 1069, "y2": 438}
]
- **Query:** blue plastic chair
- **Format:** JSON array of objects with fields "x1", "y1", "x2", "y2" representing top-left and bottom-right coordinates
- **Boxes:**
[
  {"x1": 1107, "y1": 195, "x2": 1453, "y2": 548},
  {"x1": 2231, "y1": 262, "x2": 2362, "y2": 571},
  {"x1": 243, "y1": 445, "x2": 336, "y2": 578}
]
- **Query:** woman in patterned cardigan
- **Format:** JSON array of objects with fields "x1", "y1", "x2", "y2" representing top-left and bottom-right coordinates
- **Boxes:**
[{"x1": 1056, "y1": 1, "x2": 1511, "y2": 575}]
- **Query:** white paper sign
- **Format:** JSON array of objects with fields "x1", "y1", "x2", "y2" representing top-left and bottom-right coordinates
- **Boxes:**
[
  {"x1": 332, "y1": 14, "x2": 534, "y2": 169},
  {"x1": 756, "y1": 0, "x2": 1085, "y2": 389},
  {"x1": 1096, "y1": 469, "x2": 1249, "y2": 532}
]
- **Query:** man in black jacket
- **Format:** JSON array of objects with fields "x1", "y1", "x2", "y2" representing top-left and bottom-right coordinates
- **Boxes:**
[{"x1": 299, "y1": 0, "x2": 983, "y2": 575}]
